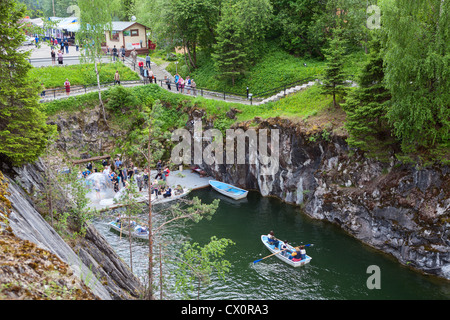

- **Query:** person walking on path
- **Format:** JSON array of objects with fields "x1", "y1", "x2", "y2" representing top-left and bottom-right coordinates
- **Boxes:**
[
  {"x1": 191, "y1": 79, "x2": 197, "y2": 96},
  {"x1": 64, "y1": 39, "x2": 69, "y2": 54},
  {"x1": 114, "y1": 71, "x2": 120, "y2": 85},
  {"x1": 64, "y1": 79, "x2": 71, "y2": 96},
  {"x1": 179, "y1": 76, "x2": 185, "y2": 93},
  {"x1": 143, "y1": 67, "x2": 149, "y2": 84},
  {"x1": 148, "y1": 68, "x2": 154, "y2": 84},
  {"x1": 186, "y1": 76, "x2": 191, "y2": 94},
  {"x1": 51, "y1": 49, "x2": 56, "y2": 65},
  {"x1": 57, "y1": 50, "x2": 64, "y2": 65},
  {"x1": 175, "y1": 73, "x2": 180, "y2": 91},
  {"x1": 165, "y1": 76, "x2": 171, "y2": 90},
  {"x1": 131, "y1": 48, "x2": 137, "y2": 67},
  {"x1": 112, "y1": 45, "x2": 117, "y2": 62},
  {"x1": 121, "y1": 46, "x2": 126, "y2": 62},
  {"x1": 138, "y1": 60, "x2": 144, "y2": 76},
  {"x1": 145, "y1": 53, "x2": 151, "y2": 68}
]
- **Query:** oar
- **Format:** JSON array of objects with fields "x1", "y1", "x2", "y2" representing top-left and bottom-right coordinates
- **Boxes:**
[{"x1": 253, "y1": 243, "x2": 313, "y2": 264}]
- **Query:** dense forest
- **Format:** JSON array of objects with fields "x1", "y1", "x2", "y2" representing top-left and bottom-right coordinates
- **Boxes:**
[{"x1": 3, "y1": 0, "x2": 449, "y2": 168}]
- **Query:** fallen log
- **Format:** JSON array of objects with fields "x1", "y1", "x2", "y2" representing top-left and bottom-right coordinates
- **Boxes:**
[{"x1": 72, "y1": 155, "x2": 111, "y2": 165}]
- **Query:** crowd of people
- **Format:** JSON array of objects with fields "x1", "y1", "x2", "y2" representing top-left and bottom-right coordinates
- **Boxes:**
[{"x1": 78, "y1": 157, "x2": 182, "y2": 199}]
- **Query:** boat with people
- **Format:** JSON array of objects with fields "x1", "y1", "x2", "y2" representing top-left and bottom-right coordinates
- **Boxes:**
[
  {"x1": 260, "y1": 234, "x2": 312, "y2": 267},
  {"x1": 209, "y1": 180, "x2": 248, "y2": 200},
  {"x1": 108, "y1": 220, "x2": 149, "y2": 240}
]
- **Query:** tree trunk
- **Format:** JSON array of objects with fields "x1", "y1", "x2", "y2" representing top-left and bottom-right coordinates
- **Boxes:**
[
  {"x1": 95, "y1": 60, "x2": 108, "y2": 127},
  {"x1": 147, "y1": 128, "x2": 154, "y2": 300},
  {"x1": 182, "y1": 42, "x2": 191, "y2": 74}
]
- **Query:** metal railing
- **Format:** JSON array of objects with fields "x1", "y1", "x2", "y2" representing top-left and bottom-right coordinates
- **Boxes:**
[{"x1": 36, "y1": 54, "x2": 322, "y2": 105}]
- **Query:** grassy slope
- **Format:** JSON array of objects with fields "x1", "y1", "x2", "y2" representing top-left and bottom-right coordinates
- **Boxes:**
[{"x1": 29, "y1": 62, "x2": 140, "y2": 88}]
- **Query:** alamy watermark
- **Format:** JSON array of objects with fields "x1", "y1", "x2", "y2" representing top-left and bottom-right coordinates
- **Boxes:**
[
  {"x1": 366, "y1": 5, "x2": 381, "y2": 29},
  {"x1": 170, "y1": 120, "x2": 280, "y2": 175},
  {"x1": 366, "y1": 265, "x2": 381, "y2": 289}
]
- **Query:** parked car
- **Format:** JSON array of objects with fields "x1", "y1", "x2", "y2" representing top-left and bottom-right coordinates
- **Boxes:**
[{"x1": 23, "y1": 36, "x2": 35, "y2": 46}]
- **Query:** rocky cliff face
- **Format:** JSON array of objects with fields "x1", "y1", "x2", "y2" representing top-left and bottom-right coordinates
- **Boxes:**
[
  {"x1": 0, "y1": 160, "x2": 144, "y2": 299},
  {"x1": 42, "y1": 105, "x2": 450, "y2": 280},
  {"x1": 194, "y1": 115, "x2": 450, "y2": 280}
]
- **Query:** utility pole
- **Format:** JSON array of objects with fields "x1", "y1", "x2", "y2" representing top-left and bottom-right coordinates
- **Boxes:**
[{"x1": 52, "y1": 0, "x2": 55, "y2": 16}]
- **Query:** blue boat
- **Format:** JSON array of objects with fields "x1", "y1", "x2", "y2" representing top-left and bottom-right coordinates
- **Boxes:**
[{"x1": 209, "y1": 180, "x2": 248, "y2": 200}]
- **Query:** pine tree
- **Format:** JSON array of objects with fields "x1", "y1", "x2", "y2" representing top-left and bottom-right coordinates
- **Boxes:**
[
  {"x1": 211, "y1": 3, "x2": 249, "y2": 86},
  {"x1": 343, "y1": 32, "x2": 395, "y2": 159},
  {"x1": 0, "y1": 0, "x2": 56, "y2": 166},
  {"x1": 320, "y1": 26, "x2": 348, "y2": 108}
]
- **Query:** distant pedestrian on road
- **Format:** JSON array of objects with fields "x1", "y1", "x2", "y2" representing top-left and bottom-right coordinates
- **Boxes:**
[
  {"x1": 114, "y1": 71, "x2": 120, "y2": 85},
  {"x1": 64, "y1": 39, "x2": 69, "y2": 54},
  {"x1": 35, "y1": 36, "x2": 39, "y2": 47},
  {"x1": 145, "y1": 53, "x2": 151, "y2": 68},
  {"x1": 51, "y1": 49, "x2": 56, "y2": 65},
  {"x1": 57, "y1": 50, "x2": 63, "y2": 64},
  {"x1": 64, "y1": 79, "x2": 71, "y2": 96},
  {"x1": 60, "y1": 41, "x2": 64, "y2": 52}
]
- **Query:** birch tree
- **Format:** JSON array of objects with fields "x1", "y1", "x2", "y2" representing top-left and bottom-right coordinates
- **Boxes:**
[{"x1": 76, "y1": 0, "x2": 112, "y2": 126}]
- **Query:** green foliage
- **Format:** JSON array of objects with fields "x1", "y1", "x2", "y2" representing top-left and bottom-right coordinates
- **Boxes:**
[
  {"x1": 173, "y1": 236, "x2": 235, "y2": 299},
  {"x1": 105, "y1": 85, "x2": 140, "y2": 115},
  {"x1": 383, "y1": 0, "x2": 450, "y2": 151},
  {"x1": 0, "y1": 0, "x2": 56, "y2": 167},
  {"x1": 29, "y1": 62, "x2": 139, "y2": 89}
]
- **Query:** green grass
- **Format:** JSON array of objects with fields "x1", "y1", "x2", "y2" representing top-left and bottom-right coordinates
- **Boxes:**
[
  {"x1": 164, "y1": 45, "x2": 367, "y2": 97},
  {"x1": 165, "y1": 46, "x2": 327, "y2": 96},
  {"x1": 235, "y1": 84, "x2": 333, "y2": 122},
  {"x1": 29, "y1": 62, "x2": 140, "y2": 88}
]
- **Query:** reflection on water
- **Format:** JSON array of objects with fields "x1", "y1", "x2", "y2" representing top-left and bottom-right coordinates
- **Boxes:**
[{"x1": 92, "y1": 188, "x2": 450, "y2": 300}]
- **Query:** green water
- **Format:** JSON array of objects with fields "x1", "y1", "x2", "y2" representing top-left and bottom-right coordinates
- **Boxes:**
[{"x1": 93, "y1": 188, "x2": 450, "y2": 300}]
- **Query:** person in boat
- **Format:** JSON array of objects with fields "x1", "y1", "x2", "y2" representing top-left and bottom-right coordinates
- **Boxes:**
[
  {"x1": 299, "y1": 245, "x2": 306, "y2": 260},
  {"x1": 115, "y1": 215, "x2": 122, "y2": 228},
  {"x1": 290, "y1": 247, "x2": 304, "y2": 261},
  {"x1": 281, "y1": 240, "x2": 292, "y2": 257},
  {"x1": 267, "y1": 231, "x2": 279, "y2": 248},
  {"x1": 136, "y1": 226, "x2": 147, "y2": 234}
]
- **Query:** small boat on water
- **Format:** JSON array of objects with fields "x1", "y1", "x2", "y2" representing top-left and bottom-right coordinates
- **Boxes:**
[
  {"x1": 109, "y1": 221, "x2": 149, "y2": 240},
  {"x1": 209, "y1": 180, "x2": 248, "y2": 200},
  {"x1": 260, "y1": 235, "x2": 312, "y2": 267}
]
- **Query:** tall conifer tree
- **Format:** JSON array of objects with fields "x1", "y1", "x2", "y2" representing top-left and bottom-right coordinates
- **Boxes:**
[
  {"x1": 320, "y1": 25, "x2": 348, "y2": 108},
  {"x1": 0, "y1": 0, "x2": 56, "y2": 166},
  {"x1": 211, "y1": 3, "x2": 248, "y2": 86},
  {"x1": 343, "y1": 32, "x2": 394, "y2": 159}
]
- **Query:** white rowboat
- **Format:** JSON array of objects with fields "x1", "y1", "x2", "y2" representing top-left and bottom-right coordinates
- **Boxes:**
[
  {"x1": 209, "y1": 180, "x2": 248, "y2": 200},
  {"x1": 109, "y1": 221, "x2": 149, "y2": 240},
  {"x1": 260, "y1": 235, "x2": 312, "y2": 267}
]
